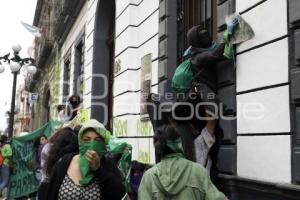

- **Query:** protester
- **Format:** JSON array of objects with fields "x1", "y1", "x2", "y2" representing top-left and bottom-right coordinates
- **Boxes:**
[
  {"x1": 184, "y1": 26, "x2": 225, "y2": 178},
  {"x1": 57, "y1": 104, "x2": 68, "y2": 122},
  {"x1": 57, "y1": 95, "x2": 82, "y2": 124},
  {"x1": 146, "y1": 94, "x2": 220, "y2": 172},
  {"x1": 44, "y1": 127, "x2": 79, "y2": 178},
  {"x1": 0, "y1": 135, "x2": 12, "y2": 196},
  {"x1": 45, "y1": 119, "x2": 125, "y2": 200},
  {"x1": 37, "y1": 135, "x2": 48, "y2": 166},
  {"x1": 187, "y1": 26, "x2": 224, "y2": 94},
  {"x1": 68, "y1": 95, "x2": 82, "y2": 120},
  {"x1": 129, "y1": 161, "x2": 149, "y2": 200},
  {"x1": 138, "y1": 124, "x2": 228, "y2": 200},
  {"x1": 33, "y1": 135, "x2": 48, "y2": 184},
  {"x1": 38, "y1": 127, "x2": 79, "y2": 200},
  {"x1": 168, "y1": 118, "x2": 220, "y2": 184}
]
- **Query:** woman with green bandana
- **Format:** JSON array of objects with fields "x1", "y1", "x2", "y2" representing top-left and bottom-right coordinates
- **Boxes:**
[
  {"x1": 0, "y1": 135, "x2": 12, "y2": 197},
  {"x1": 45, "y1": 119, "x2": 125, "y2": 200},
  {"x1": 138, "y1": 124, "x2": 228, "y2": 200}
]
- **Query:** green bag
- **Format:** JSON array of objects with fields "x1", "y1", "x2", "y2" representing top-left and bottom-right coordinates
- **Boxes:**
[
  {"x1": 171, "y1": 59, "x2": 194, "y2": 93},
  {"x1": 108, "y1": 138, "x2": 132, "y2": 192}
]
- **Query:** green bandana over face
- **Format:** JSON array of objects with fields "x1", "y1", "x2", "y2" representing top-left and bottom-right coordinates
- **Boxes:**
[
  {"x1": 166, "y1": 139, "x2": 184, "y2": 154},
  {"x1": 79, "y1": 140, "x2": 106, "y2": 185},
  {"x1": 78, "y1": 119, "x2": 113, "y2": 185}
]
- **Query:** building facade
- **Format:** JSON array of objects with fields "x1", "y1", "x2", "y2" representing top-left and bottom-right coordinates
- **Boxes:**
[
  {"x1": 30, "y1": 0, "x2": 300, "y2": 198},
  {"x1": 14, "y1": 84, "x2": 31, "y2": 136}
]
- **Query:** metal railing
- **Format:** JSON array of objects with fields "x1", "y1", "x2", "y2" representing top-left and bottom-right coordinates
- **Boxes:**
[{"x1": 177, "y1": 0, "x2": 216, "y2": 61}]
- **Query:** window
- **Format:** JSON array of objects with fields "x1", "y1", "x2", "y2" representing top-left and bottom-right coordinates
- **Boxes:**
[
  {"x1": 63, "y1": 57, "x2": 71, "y2": 102},
  {"x1": 74, "y1": 38, "x2": 85, "y2": 96},
  {"x1": 140, "y1": 54, "x2": 152, "y2": 119},
  {"x1": 44, "y1": 89, "x2": 51, "y2": 122},
  {"x1": 177, "y1": 0, "x2": 217, "y2": 61}
]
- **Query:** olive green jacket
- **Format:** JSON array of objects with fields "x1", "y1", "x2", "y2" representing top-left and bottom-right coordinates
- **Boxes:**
[{"x1": 138, "y1": 154, "x2": 226, "y2": 200}]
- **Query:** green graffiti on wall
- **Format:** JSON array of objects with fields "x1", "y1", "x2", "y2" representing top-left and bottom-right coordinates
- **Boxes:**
[
  {"x1": 71, "y1": 108, "x2": 90, "y2": 125},
  {"x1": 33, "y1": 62, "x2": 61, "y2": 128},
  {"x1": 113, "y1": 118, "x2": 128, "y2": 137},
  {"x1": 138, "y1": 150, "x2": 150, "y2": 164},
  {"x1": 49, "y1": 63, "x2": 61, "y2": 119},
  {"x1": 137, "y1": 120, "x2": 153, "y2": 136}
]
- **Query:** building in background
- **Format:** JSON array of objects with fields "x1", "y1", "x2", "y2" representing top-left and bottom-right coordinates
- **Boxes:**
[
  {"x1": 29, "y1": 0, "x2": 300, "y2": 199},
  {"x1": 14, "y1": 84, "x2": 31, "y2": 136}
]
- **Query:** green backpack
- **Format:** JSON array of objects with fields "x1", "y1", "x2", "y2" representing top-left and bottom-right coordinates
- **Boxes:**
[{"x1": 171, "y1": 59, "x2": 194, "y2": 93}]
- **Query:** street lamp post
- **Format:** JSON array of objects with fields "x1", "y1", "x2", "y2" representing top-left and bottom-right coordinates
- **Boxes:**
[{"x1": 0, "y1": 44, "x2": 37, "y2": 138}]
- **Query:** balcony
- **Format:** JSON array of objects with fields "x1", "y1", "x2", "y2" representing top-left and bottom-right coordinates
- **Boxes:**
[{"x1": 53, "y1": 0, "x2": 86, "y2": 44}]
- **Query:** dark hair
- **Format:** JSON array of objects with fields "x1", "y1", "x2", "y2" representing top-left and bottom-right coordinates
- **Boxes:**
[
  {"x1": 154, "y1": 122, "x2": 197, "y2": 163},
  {"x1": 80, "y1": 127, "x2": 105, "y2": 142},
  {"x1": 0, "y1": 135, "x2": 8, "y2": 143},
  {"x1": 57, "y1": 105, "x2": 65, "y2": 112},
  {"x1": 187, "y1": 26, "x2": 212, "y2": 48},
  {"x1": 68, "y1": 95, "x2": 81, "y2": 108},
  {"x1": 154, "y1": 124, "x2": 181, "y2": 162},
  {"x1": 67, "y1": 95, "x2": 81, "y2": 120},
  {"x1": 130, "y1": 161, "x2": 149, "y2": 176},
  {"x1": 48, "y1": 129, "x2": 63, "y2": 143},
  {"x1": 45, "y1": 127, "x2": 79, "y2": 176},
  {"x1": 73, "y1": 125, "x2": 82, "y2": 136},
  {"x1": 33, "y1": 135, "x2": 46, "y2": 150}
]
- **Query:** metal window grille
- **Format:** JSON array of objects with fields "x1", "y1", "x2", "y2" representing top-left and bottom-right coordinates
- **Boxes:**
[
  {"x1": 177, "y1": 0, "x2": 217, "y2": 62},
  {"x1": 63, "y1": 59, "x2": 71, "y2": 101},
  {"x1": 74, "y1": 39, "x2": 85, "y2": 96}
]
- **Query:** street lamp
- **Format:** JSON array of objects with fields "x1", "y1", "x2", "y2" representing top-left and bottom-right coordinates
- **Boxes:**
[{"x1": 0, "y1": 44, "x2": 37, "y2": 138}]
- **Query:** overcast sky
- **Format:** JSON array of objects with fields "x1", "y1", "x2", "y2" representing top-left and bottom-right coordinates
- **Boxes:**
[{"x1": 0, "y1": 0, "x2": 37, "y2": 131}]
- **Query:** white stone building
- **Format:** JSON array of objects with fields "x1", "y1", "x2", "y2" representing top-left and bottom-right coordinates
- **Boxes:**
[{"x1": 31, "y1": 0, "x2": 300, "y2": 198}]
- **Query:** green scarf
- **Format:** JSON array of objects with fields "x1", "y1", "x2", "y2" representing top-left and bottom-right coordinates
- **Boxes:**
[
  {"x1": 166, "y1": 139, "x2": 184, "y2": 154},
  {"x1": 79, "y1": 140, "x2": 106, "y2": 185}
]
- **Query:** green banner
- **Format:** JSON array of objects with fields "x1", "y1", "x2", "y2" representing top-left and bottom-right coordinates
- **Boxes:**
[{"x1": 7, "y1": 120, "x2": 61, "y2": 199}]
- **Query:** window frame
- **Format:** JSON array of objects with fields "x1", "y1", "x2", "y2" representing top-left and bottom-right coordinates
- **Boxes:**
[
  {"x1": 177, "y1": 0, "x2": 218, "y2": 61},
  {"x1": 74, "y1": 31, "x2": 85, "y2": 96},
  {"x1": 63, "y1": 49, "x2": 72, "y2": 102}
]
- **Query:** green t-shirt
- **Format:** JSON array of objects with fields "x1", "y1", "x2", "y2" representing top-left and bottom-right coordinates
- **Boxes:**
[{"x1": 1, "y1": 144, "x2": 12, "y2": 166}]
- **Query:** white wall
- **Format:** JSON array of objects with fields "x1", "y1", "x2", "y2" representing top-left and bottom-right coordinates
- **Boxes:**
[
  {"x1": 236, "y1": 39, "x2": 288, "y2": 92},
  {"x1": 236, "y1": 0, "x2": 287, "y2": 53},
  {"x1": 58, "y1": 0, "x2": 97, "y2": 110},
  {"x1": 237, "y1": 135, "x2": 291, "y2": 183},
  {"x1": 82, "y1": 0, "x2": 98, "y2": 110},
  {"x1": 58, "y1": 0, "x2": 159, "y2": 165},
  {"x1": 237, "y1": 86, "x2": 290, "y2": 134},
  {"x1": 113, "y1": 0, "x2": 159, "y2": 164},
  {"x1": 236, "y1": 0, "x2": 291, "y2": 183}
]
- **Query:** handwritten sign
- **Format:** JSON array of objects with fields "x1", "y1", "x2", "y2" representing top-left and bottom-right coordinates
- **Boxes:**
[{"x1": 8, "y1": 120, "x2": 61, "y2": 199}]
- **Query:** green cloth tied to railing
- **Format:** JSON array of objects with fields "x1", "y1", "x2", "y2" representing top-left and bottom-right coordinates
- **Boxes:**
[
  {"x1": 108, "y1": 138, "x2": 132, "y2": 192},
  {"x1": 223, "y1": 14, "x2": 255, "y2": 59}
]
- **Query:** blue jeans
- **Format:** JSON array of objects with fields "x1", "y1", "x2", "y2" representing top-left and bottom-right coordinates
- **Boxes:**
[{"x1": 0, "y1": 165, "x2": 10, "y2": 193}]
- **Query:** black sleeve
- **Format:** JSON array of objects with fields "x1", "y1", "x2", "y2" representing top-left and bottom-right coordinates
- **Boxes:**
[
  {"x1": 44, "y1": 154, "x2": 74, "y2": 200},
  {"x1": 38, "y1": 182, "x2": 49, "y2": 200},
  {"x1": 191, "y1": 51, "x2": 219, "y2": 71},
  {"x1": 44, "y1": 160, "x2": 61, "y2": 200},
  {"x1": 190, "y1": 43, "x2": 225, "y2": 73},
  {"x1": 212, "y1": 42, "x2": 225, "y2": 58},
  {"x1": 95, "y1": 157, "x2": 126, "y2": 200}
]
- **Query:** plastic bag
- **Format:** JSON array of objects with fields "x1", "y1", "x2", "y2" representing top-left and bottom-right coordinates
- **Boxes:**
[
  {"x1": 171, "y1": 59, "x2": 194, "y2": 93},
  {"x1": 108, "y1": 138, "x2": 132, "y2": 193}
]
